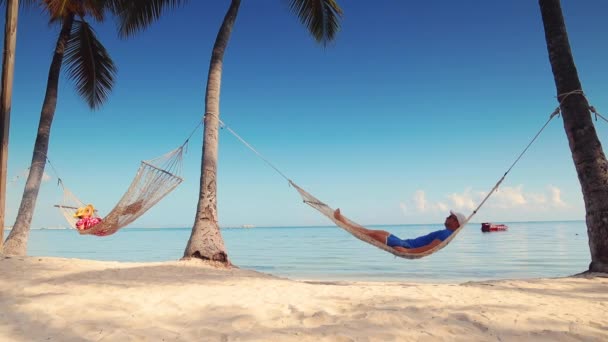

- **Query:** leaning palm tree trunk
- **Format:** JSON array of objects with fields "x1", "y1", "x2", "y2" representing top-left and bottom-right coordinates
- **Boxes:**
[
  {"x1": 539, "y1": 0, "x2": 608, "y2": 273},
  {"x1": 183, "y1": 0, "x2": 241, "y2": 263},
  {"x1": 3, "y1": 14, "x2": 74, "y2": 255}
]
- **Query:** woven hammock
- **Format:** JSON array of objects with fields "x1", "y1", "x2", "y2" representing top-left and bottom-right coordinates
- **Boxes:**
[
  {"x1": 289, "y1": 181, "x2": 468, "y2": 259},
  {"x1": 56, "y1": 147, "x2": 184, "y2": 236}
]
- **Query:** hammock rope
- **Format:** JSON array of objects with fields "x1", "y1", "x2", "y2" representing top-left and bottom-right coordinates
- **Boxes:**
[
  {"x1": 47, "y1": 121, "x2": 203, "y2": 236},
  {"x1": 555, "y1": 89, "x2": 606, "y2": 122},
  {"x1": 218, "y1": 106, "x2": 559, "y2": 259},
  {"x1": 218, "y1": 119, "x2": 290, "y2": 182},
  {"x1": 469, "y1": 106, "x2": 561, "y2": 221}
]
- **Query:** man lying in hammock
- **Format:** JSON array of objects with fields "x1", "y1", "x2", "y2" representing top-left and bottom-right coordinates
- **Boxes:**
[{"x1": 333, "y1": 208, "x2": 466, "y2": 253}]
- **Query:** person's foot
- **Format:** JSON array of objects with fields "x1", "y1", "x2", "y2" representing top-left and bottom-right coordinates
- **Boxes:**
[{"x1": 333, "y1": 208, "x2": 341, "y2": 219}]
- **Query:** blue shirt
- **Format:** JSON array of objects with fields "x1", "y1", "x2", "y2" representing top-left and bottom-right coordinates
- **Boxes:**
[{"x1": 403, "y1": 229, "x2": 453, "y2": 248}]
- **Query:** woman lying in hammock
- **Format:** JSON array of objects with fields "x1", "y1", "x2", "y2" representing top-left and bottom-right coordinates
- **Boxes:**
[
  {"x1": 73, "y1": 204, "x2": 102, "y2": 232},
  {"x1": 333, "y1": 208, "x2": 466, "y2": 254}
]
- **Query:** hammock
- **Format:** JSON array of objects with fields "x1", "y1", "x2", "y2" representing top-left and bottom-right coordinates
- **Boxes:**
[
  {"x1": 289, "y1": 181, "x2": 468, "y2": 259},
  {"x1": 55, "y1": 147, "x2": 184, "y2": 236}
]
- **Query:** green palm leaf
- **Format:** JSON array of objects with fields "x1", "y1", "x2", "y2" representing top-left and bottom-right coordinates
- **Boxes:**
[
  {"x1": 111, "y1": 0, "x2": 189, "y2": 38},
  {"x1": 64, "y1": 19, "x2": 117, "y2": 110},
  {"x1": 288, "y1": 0, "x2": 342, "y2": 44}
]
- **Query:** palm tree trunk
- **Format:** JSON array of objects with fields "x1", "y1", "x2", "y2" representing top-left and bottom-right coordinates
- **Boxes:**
[
  {"x1": 3, "y1": 14, "x2": 74, "y2": 255},
  {"x1": 183, "y1": 0, "x2": 241, "y2": 263},
  {"x1": 0, "y1": 0, "x2": 19, "y2": 252},
  {"x1": 539, "y1": 0, "x2": 608, "y2": 273}
]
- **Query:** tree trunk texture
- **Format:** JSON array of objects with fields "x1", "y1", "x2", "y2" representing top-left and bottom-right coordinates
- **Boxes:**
[
  {"x1": 3, "y1": 14, "x2": 74, "y2": 255},
  {"x1": 539, "y1": 0, "x2": 608, "y2": 272},
  {"x1": 0, "y1": 0, "x2": 19, "y2": 252},
  {"x1": 183, "y1": 0, "x2": 241, "y2": 264}
]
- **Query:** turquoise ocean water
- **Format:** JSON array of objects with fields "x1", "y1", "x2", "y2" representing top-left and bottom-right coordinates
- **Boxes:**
[{"x1": 19, "y1": 220, "x2": 589, "y2": 282}]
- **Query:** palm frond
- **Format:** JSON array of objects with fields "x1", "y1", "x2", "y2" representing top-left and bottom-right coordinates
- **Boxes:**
[
  {"x1": 82, "y1": 0, "x2": 108, "y2": 22},
  {"x1": 64, "y1": 19, "x2": 117, "y2": 110},
  {"x1": 42, "y1": 0, "x2": 74, "y2": 21},
  {"x1": 288, "y1": 0, "x2": 342, "y2": 45},
  {"x1": 110, "y1": 0, "x2": 188, "y2": 38},
  {"x1": 42, "y1": 0, "x2": 109, "y2": 23}
]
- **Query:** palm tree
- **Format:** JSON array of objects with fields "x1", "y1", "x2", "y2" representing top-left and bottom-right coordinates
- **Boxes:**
[
  {"x1": 539, "y1": 0, "x2": 608, "y2": 273},
  {"x1": 116, "y1": 0, "x2": 342, "y2": 265},
  {"x1": 0, "y1": 0, "x2": 23, "y2": 252},
  {"x1": 3, "y1": 0, "x2": 117, "y2": 255}
]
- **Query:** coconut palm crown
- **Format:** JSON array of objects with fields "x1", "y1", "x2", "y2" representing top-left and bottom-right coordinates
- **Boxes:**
[{"x1": 113, "y1": 0, "x2": 341, "y2": 44}]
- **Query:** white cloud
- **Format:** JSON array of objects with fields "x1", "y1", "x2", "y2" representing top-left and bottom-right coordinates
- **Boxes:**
[
  {"x1": 548, "y1": 185, "x2": 567, "y2": 207},
  {"x1": 436, "y1": 201, "x2": 449, "y2": 212},
  {"x1": 399, "y1": 202, "x2": 408, "y2": 215},
  {"x1": 413, "y1": 190, "x2": 427, "y2": 212},
  {"x1": 447, "y1": 187, "x2": 477, "y2": 211},
  {"x1": 528, "y1": 193, "x2": 547, "y2": 205},
  {"x1": 491, "y1": 185, "x2": 527, "y2": 208},
  {"x1": 401, "y1": 184, "x2": 569, "y2": 215}
]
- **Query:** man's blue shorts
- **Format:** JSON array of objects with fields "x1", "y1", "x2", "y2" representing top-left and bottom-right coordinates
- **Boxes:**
[{"x1": 386, "y1": 234, "x2": 412, "y2": 248}]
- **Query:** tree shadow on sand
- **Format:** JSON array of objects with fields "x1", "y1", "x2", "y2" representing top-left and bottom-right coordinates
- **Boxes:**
[{"x1": 2, "y1": 257, "x2": 607, "y2": 341}]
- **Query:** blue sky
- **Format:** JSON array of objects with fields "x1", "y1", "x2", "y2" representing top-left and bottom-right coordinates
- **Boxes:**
[{"x1": 4, "y1": 1, "x2": 608, "y2": 229}]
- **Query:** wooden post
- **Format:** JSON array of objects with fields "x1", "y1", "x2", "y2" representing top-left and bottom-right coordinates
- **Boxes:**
[{"x1": 0, "y1": 0, "x2": 19, "y2": 250}]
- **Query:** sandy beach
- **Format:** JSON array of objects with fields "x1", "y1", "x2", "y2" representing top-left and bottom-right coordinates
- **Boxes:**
[{"x1": 0, "y1": 256, "x2": 607, "y2": 341}]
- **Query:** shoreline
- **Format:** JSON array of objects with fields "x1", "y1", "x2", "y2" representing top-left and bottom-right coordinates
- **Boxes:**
[{"x1": 1, "y1": 255, "x2": 607, "y2": 341}]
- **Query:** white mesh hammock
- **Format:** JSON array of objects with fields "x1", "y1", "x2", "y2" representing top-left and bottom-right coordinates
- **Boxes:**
[
  {"x1": 289, "y1": 180, "x2": 470, "y2": 259},
  {"x1": 55, "y1": 147, "x2": 184, "y2": 236}
]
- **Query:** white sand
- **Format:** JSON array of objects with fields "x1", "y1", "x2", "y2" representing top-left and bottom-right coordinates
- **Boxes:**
[{"x1": 1, "y1": 256, "x2": 607, "y2": 341}]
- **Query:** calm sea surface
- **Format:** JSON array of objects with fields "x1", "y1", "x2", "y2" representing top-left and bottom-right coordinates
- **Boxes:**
[{"x1": 21, "y1": 221, "x2": 590, "y2": 282}]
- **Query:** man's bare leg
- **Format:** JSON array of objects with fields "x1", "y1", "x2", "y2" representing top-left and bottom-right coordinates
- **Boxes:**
[{"x1": 333, "y1": 208, "x2": 391, "y2": 245}]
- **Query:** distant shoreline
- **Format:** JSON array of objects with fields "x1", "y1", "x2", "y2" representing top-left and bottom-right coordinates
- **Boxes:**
[{"x1": 4, "y1": 220, "x2": 587, "y2": 231}]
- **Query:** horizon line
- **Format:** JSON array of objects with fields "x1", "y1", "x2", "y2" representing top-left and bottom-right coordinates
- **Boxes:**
[{"x1": 5, "y1": 219, "x2": 584, "y2": 230}]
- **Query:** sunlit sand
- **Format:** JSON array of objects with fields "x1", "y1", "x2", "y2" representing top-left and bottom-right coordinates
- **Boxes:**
[{"x1": 1, "y1": 256, "x2": 606, "y2": 341}]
